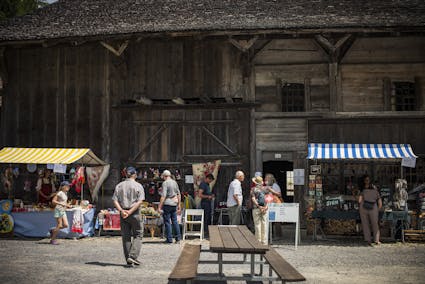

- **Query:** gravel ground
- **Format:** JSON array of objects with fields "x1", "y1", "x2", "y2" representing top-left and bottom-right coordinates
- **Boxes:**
[{"x1": 1, "y1": 235, "x2": 424, "y2": 284}]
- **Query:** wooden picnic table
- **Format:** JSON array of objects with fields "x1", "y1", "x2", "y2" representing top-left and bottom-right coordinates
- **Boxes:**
[
  {"x1": 198, "y1": 225, "x2": 269, "y2": 281},
  {"x1": 169, "y1": 225, "x2": 306, "y2": 283}
]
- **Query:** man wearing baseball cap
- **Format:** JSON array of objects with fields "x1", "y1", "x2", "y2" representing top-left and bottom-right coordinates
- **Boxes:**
[
  {"x1": 112, "y1": 167, "x2": 145, "y2": 266},
  {"x1": 158, "y1": 169, "x2": 182, "y2": 243}
]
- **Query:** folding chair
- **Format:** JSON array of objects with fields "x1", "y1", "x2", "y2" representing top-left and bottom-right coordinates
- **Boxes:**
[{"x1": 183, "y1": 209, "x2": 204, "y2": 240}]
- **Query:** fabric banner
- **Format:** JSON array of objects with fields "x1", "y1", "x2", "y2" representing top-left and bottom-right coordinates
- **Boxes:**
[
  {"x1": 192, "y1": 160, "x2": 221, "y2": 208},
  {"x1": 86, "y1": 165, "x2": 110, "y2": 202}
]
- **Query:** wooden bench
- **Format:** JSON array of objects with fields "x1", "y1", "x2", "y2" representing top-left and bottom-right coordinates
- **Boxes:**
[
  {"x1": 264, "y1": 247, "x2": 306, "y2": 283},
  {"x1": 168, "y1": 244, "x2": 201, "y2": 284}
]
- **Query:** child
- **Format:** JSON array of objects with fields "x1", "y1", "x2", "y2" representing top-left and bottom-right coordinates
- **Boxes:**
[{"x1": 50, "y1": 181, "x2": 71, "y2": 245}]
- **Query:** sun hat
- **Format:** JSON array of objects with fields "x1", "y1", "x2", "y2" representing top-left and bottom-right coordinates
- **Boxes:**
[
  {"x1": 126, "y1": 167, "x2": 137, "y2": 175},
  {"x1": 161, "y1": 170, "x2": 171, "y2": 177},
  {"x1": 252, "y1": 176, "x2": 263, "y2": 185}
]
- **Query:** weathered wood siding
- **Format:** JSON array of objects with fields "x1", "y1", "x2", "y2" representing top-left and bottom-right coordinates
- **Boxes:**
[
  {"x1": 255, "y1": 117, "x2": 307, "y2": 153},
  {"x1": 3, "y1": 44, "x2": 106, "y2": 157},
  {"x1": 341, "y1": 36, "x2": 425, "y2": 112},
  {"x1": 125, "y1": 107, "x2": 251, "y2": 202},
  {"x1": 254, "y1": 38, "x2": 330, "y2": 112}
]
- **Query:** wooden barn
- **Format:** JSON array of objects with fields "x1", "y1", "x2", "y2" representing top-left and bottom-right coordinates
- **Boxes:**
[{"x1": 0, "y1": 0, "x2": 424, "y2": 213}]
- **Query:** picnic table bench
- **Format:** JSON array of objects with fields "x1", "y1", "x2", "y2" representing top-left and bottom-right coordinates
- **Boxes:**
[
  {"x1": 168, "y1": 244, "x2": 201, "y2": 283},
  {"x1": 168, "y1": 225, "x2": 305, "y2": 283}
]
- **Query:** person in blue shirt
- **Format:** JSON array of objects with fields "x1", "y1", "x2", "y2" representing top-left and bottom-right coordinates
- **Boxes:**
[{"x1": 198, "y1": 174, "x2": 215, "y2": 237}]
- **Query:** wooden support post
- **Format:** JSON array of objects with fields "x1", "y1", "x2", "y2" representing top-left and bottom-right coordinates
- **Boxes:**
[{"x1": 313, "y1": 34, "x2": 355, "y2": 112}]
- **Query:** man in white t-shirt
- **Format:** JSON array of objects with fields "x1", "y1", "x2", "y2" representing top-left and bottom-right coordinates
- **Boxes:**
[{"x1": 226, "y1": 171, "x2": 245, "y2": 225}]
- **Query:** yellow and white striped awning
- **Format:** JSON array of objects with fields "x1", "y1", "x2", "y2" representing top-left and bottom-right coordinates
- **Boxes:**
[{"x1": 0, "y1": 147, "x2": 107, "y2": 165}]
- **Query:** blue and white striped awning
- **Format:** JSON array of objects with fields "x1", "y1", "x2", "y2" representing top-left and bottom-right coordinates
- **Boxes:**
[{"x1": 307, "y1": 143, "x2": 417, "y2": 159}]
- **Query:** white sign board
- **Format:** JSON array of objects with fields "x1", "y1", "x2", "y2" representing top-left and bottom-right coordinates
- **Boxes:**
[
  {"x1": 185, "y1": 175, "x2": 194, "y2": 184},
  {"x1": 402, "y1": 157, "x2": 416, "y2": 168},
  {"x1": 269, "y1": 203, "x2": 299, "y2": 223},
  {"x1": 268, "y1": 203, "x2": 300, "y2": 249},
  {"x1": 293, "y1": 169, "x2": 305, "y2": 185}
]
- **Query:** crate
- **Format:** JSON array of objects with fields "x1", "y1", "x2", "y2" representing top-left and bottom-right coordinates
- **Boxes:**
[{"x1": 404, "y1": 230, "x2": 425, "y2": 242}]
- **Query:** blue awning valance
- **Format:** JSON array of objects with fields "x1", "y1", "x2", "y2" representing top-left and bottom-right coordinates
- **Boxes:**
[{"x1": 307, "y1": 143, "x2": 417, "y2": 160}]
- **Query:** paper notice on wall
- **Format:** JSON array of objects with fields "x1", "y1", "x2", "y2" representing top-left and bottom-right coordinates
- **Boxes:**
[
  {"x1": 53, "y1": 164, "x2": 67, "y2": 174},
  {"x1": 293, "y1": 169, "x2": 305, "y2": 185},
  {"x1": 185, "y1": 175, "x2": 194, "y2": 184},
  {"x1": 401, "y1": 157, "x2": 416, "y2": 168}
]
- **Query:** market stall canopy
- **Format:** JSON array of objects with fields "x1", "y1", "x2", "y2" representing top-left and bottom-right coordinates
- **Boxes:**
[
  {"x1": 307, "y1": 143, "x2": 417, "y2": 160},
  {"x1": 0, "y1": 147, "x2": 107, "y2": 165}
]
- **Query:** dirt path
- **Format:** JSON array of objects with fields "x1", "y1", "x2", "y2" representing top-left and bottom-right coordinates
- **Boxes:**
[{"x1": 1, "y1": 236, "x2": 424, "y2": 284}]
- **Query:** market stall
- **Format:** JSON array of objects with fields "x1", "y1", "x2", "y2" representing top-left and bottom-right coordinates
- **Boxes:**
[
  {"x1": 0, "y1": 147, "x2": 108, "y2": 238},
  {"x1": 306, "y1": 143, "x2": 418, "y2": 239}
]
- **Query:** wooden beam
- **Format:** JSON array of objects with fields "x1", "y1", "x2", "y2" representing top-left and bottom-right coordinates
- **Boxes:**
[
  {"x1": 132, "y1": 124, "x2": 167, "y2": 161},
  {"x1": 100, "y1": 40, "x2": 129, "y2": 56},
  {"x1": 228, "y1": 36, "x2": 258, "y2": 52},
  {"x1": 201, "y1": 126, "x2": 236, "y2": 155},
  {"x1": 251, "y1": 39, "x2": 272, "y2": 60},
  {"x1": 0, "y1": 47, "x2": 7, "y2": 86}
]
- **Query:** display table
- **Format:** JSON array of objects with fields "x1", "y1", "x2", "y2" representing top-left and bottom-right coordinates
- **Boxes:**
[
  {"x1": 312, "y1": 209, "x2": 409, "y2": 241},
  {"x1": 11, "y1": 208, "x2": 95, "y2": 238}
]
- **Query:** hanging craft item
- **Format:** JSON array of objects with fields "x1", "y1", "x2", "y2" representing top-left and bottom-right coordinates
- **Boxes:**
[
  {"x1": 71, "y1": 167, "x2": 86, "y2": 194},
  {"x1": 175, "y1": 170, "x2": 181, "y2": 180},
  {"x1": 153, "y1": 169, "x2": 160, "y2": 179},
  {"x1": 86, "y1": 165, "x2": 110, "y2": 203},
  {"x1": 2, "y1": 167, "x2": 14, "y2": 196},
  {"x1": 71, "y1": 207, "x2": 84, "y2": 234},
  {"x1": 26, "y1": 164, "x2": 37, "y2": 173},
  {"x1": 69, "y1": 168, "x2": 76, "y2": 180},
  {"x1": 148, "y1": 182, "x2": 156, "y2": 195},
  {"x1": 0, "y1": 200, "x2": 14, "y2": 234}
]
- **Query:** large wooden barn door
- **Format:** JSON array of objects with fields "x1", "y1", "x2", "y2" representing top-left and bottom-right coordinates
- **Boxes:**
[{"x1": 127, "y1": 107, "x2": 252, "y2": 203}]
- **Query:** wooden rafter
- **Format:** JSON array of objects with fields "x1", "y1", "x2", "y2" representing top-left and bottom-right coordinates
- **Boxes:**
[
  {"x1": 314, "y1": 34, "x2": 355, "y2": 63},
  {"x1": 100, "y1": 40, "x2": 129, "y2": 56},
  {"x1": 228, "y1": 36, "x2": 258, "y2": 52}
]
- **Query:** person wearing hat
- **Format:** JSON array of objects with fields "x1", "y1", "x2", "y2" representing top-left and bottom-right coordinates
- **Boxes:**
[
  {"x1": 198, "y1": 174, "x2": 215, "y2": 238},
  {"x1": 112, "y1": 167, "x2": 145, "y2": 265},
  {"x1": 251, "y1": 176, "x2": 269, "y2": 245},
  {"x1": 226, "y1": 171, "x2": 245, "y2": 225},
  {"x1": 158, "y1": 169, "x2": 182, "y2": 244},
  {"x1": 49, "y1": 181, "x2": 71, "y2": 245}
]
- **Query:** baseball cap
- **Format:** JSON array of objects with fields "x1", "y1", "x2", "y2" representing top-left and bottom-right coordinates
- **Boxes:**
[
  {"x1": 161, "y1": 170, "x2": 171, "y2": 177},
  {"x1": 60, "y1": 181, "x2": 70, "y2": 187},
  {"x1": 126, "y1": 167, "x2": 137, "y2": 175}
]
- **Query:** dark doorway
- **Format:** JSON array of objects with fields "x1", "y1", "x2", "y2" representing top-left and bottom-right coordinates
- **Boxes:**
[{"x1": 263, "y1": 160, "x2": 294, "y2": 202}]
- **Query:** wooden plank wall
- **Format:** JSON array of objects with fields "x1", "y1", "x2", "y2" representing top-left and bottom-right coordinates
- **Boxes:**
[
  {"x1": 341, "y1": 36, "x2": 425, "y2": 112},
  {"x1": 128, "y1": 107, "x2": 251, "y2": 202},
  {"x1": 2, "y1": 44, "x2": 106, "y2": 157},
  {"x1": 254, "y1": 38, "x2": 329, "y2": 112}
]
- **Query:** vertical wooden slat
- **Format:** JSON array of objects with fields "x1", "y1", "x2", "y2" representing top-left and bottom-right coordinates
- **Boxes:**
[{"x1": 383, "y1": 77, "x2": 391, "y2": 111}]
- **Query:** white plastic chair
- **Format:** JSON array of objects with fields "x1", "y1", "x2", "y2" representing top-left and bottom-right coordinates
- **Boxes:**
[{"x1": 183, "y1": 209, "x2": 204, "y2": 240}]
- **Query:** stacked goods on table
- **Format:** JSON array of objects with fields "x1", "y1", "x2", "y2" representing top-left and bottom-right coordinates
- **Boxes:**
[
  {"x1": 140, "y1": 206, "x2": 160, "y2": 217},
  {"x1": 323, "y1": 219, "x2": 357, "y2": 235}
]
